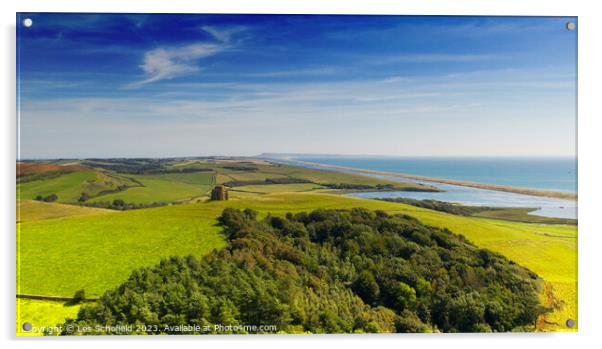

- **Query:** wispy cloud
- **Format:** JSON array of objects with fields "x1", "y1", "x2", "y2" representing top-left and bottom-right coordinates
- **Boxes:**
[
  {"x1": 127, "y1": 25, "x2": 248, "y2": 88},
  {"x1": 202, "y1": 26, "x2": 245, "y2": 44},
  {"x1": 382, "y1": 76, "x2": 411, "y2": 84},
  {"x1": 127, "y1": 43, "x2": 224, "y2": 88},
  {"x1": 20, "y1": 65, "x2": 575, "y2": 158}
]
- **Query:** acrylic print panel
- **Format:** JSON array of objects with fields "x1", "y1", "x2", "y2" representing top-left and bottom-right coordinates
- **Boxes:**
[{"x1": 16, "y1": 13, "x2": 577, "y2": 335}]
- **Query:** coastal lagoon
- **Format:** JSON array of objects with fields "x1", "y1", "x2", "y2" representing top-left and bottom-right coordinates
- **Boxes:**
[
  {"x1": 281, "y1": 157, "x2": 577, "y2": 219},
  {"x1": 351, "y1": 181, "x2": 577, "y2": 219}
]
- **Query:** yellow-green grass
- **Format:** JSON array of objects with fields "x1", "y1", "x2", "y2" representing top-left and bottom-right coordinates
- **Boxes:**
[
  {"x1": 17, "y1": 171, "x2": 138, "y2": 203},
  {"x1": 196, "y1": 160, "x2": 435, "y2": 191},
  {"x1": 216, "y1": 173, "x2": 235, "y2": 184},
  {"x1": 17, "y1": 171, "x2": 97, "y2": 202},
  {"x1": 252, "y1": 164, "x2": 429, "y2": 188},
  {"x1": 473, "y1": 207, "x2": 576, "y2": 225},
  {"x1": 17, "y1": 200, "x2": 111, "y2": 223},
  {"x1": 233, "y1": 183, "x2": 324, "y2": 193},
  {"x1": 16, "y1": 298, "x2": 81, "y2": 336},
  {"x1": 87, "y1": 175, "x2": 212, "y2": 204},
  {"x1": 85, "y1": 171, "x2": 140, "y2": 195},
  {"x1": 17, "y1": 192, "x2": 576, "y2": 331},
  {"x1": 142, "y1": 172, "x2": 214, "y2": 186},
  {"x1": 538, "y1": 281, "x2": 577, "y2": 331},
  {"x1": 17, "y1": 207, "x2": 227, "y2": 297},
  {"x1": 225, "y1": 172, "x2": 288, "y2": 182}
]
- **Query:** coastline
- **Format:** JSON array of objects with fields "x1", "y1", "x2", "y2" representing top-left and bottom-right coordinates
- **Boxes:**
[{"x1": 295, "y1": 159, "x2": 577, "y2": 201}]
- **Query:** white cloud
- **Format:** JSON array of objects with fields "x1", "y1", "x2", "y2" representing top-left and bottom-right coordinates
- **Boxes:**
[
  {"x1": 128, "y1": 43, "x2": 223, "y2": 88},
  {"x1": 382, "y1": 76, "x2": 411, "y2": 84},
  {"x1": 202, "y1": 26, "x2": 245, "y2": 43},
  {"x1": 21, "y1": 66, "x2": 576, "y2": 158}
]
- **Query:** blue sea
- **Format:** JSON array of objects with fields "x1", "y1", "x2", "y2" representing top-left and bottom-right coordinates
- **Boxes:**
[
  {"x1": 285, "y1": 156, "x2": 578, "y2": 219},
  {"x1": 296, "y1": 156, "x2": 577, "y2": 193}
]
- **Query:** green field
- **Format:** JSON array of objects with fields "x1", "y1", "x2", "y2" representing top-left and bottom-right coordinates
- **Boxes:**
[
  {"x1": 233, "y1": 183, "x2": 324, "y2": 193},
  {"x1": 473, "y1": 207, "x2": 577, "y2": 225},
  {"x1": 17, "y1": 170, "x2": 139, "y2": 203},
  {"x1": 17, "y1": 200, "x2": 111, "y2": 223},
  {"x1": 16, "y1": 159, "x2": 577, "y2": 333},
  {"x1": 17, "y1": 205, "x2": 227, "y2": 297},
  {"x1": 143, "y1": 172, "x2": 214, "y2": 185},
  {"x1": 17, "y1": 171, "x2": 97, "y2": 202},
  {"x1": 87, "y1": 174, "x2": 213, "y2": 204},
  {"x1": 16, "y1": 299, "x2": 81, "y2": 336},
  {"x1": 17, "y1": 192, "x2": 576, "y2": 332}
]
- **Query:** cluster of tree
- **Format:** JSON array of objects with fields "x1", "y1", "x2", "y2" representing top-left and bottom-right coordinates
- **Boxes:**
[
  {"x1": 224, "y1": 177, "x2": 312, "y2": 187},
  {"x1": 80, "y1": 199, "x2": 167, "y2": 210},
  {"x1": 265, "y1": 177, "x2": 312, "y2": 185},
  {"x1": 61, "y1": 208, "x2": 544, "y2": 335},
  {"x1": 83, "y1": 159, "x2": 212, "y2": 175},
  {"x1": 379, "y1": 198, "x2": 501, "y2": 216},
  {"x1": 64, "y1": 289, "x2": 87, "y2": 306},
  {"x1": 34, "y1": 194, "x2": 58, "y2": 202},
  {"x1": 321, "y1": 183, "x2": 375, "y2": 190}
]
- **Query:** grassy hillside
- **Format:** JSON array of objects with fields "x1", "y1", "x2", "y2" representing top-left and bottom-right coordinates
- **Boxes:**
[
  {"x1": 17, "y1": 171, "x2": 97, "y2": 202},
  {"x1": 17, "y1": 192, "x2": 576, "y2": 332},
  {"x1": 232, "y1": 183, "x2": 324, "y2": 194},
  {"x1": 17, "y1": 170, "x2": 138, "y2": 203},
  {"x1": 16, "y1": 299, "x2": 81, "y2": 336},
  {"x1": 87, "y1": 174, "x2": 213, "y2": 204},
  {"x1": 17, "y1": 159, "x2": 436, "y2": 207},
  {"x1": 17, "y1": 200, "x2": 111, "y2": 223},
  {"x1": 17, "y1": 206, "x2": 227, "y2": 297},
  {"x1": 16, "y1": 159, "x2": 576, "y2": 333},
  {"x1": 64, "y1": 208, "x2": 544, "y2": 334}
]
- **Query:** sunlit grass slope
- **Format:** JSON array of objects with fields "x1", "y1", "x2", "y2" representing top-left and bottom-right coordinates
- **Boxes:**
[
  {"x1": 17, "y1": 171, "x2": 97, "y2": 202},
  {"x1": 17, "y1": 171, "x2": 138, "y2": 203},
  {"x1": 87, "y1": 174, "x2": 213, "y2": 204},
  {"x1": 17, "y1": 206, "x2": 227, "y2": 297},
  {"x1": 17, "y1": 200, "x2": 111, "y2": 223},
  {"x1": 17, "y1": 192, "x2": 576, "y2": 332},
  {"x1": 16, "y1": 299, "x2": 81, "y2": 336},
  {"x1": 233, "y1": 183, "x2": 324, "y2": 193}
]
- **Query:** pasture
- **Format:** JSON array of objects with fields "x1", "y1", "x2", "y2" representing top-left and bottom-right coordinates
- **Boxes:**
[
  {"x1": 17, "y1": 192, "x2": 576, "y2": 332},
  {"x1": 16, "y1": 299, "x2": 80, "y2": 336},
  {"x1": 17, "y1": 200, "x2": 110, "y2": 223},
  {"x1": 87, "y1": 173, "x2": 213, "y2": 204},
  {"x1": 17, "y1": 171, "x2": 97, "y2": 202},
  {"x1": 17, "y1": 170, "x2": 138, "y2": 203},
  {"x1": 232, "y1": 183, "x2": 324, "y2": 193},
  {"x1": 16, "y1": 159, "x2": 576, "y2": 333}
]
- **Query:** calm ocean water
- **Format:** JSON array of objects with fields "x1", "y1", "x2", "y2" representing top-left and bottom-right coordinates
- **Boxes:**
[
  {"x1": 287, "y1": 156, "x2": 577, "y2": 219},
  {"x1": 296, "y1": 156, "x2": 577, "y2": 193}
]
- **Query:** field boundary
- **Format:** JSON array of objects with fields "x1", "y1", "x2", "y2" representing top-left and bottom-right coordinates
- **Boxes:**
[{"x1": 17, "y1": 294, "x2": 98, "y2": 302}]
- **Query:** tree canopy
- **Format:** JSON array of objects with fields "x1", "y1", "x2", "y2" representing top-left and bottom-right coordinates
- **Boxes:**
[{"x1": 61, "y1": 207, "x2": 544, "y2": 334}]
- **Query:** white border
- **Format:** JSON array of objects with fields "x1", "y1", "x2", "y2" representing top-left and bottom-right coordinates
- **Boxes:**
[{"x1": 2, "y1": 1, "x2": 601, "y2": 348}]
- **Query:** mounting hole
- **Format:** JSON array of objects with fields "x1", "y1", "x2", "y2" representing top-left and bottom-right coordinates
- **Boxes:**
[
  {"x1": 22, "y1": 322, "x2": 32, "y2": 331},
  {"x1": 566, "y1": 22, "x2": 576, "y2": 31},
  {"x1": 22, "y1": 18, "x2": 33, "y2": 28},
  {"x1": 566, "y1": 319, "x2": 575, "y2": 328}
]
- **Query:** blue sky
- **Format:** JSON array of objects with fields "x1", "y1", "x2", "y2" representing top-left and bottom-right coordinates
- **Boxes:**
[{"x1": 17, "y1": 14, "x2": 577, "y2": 158}]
